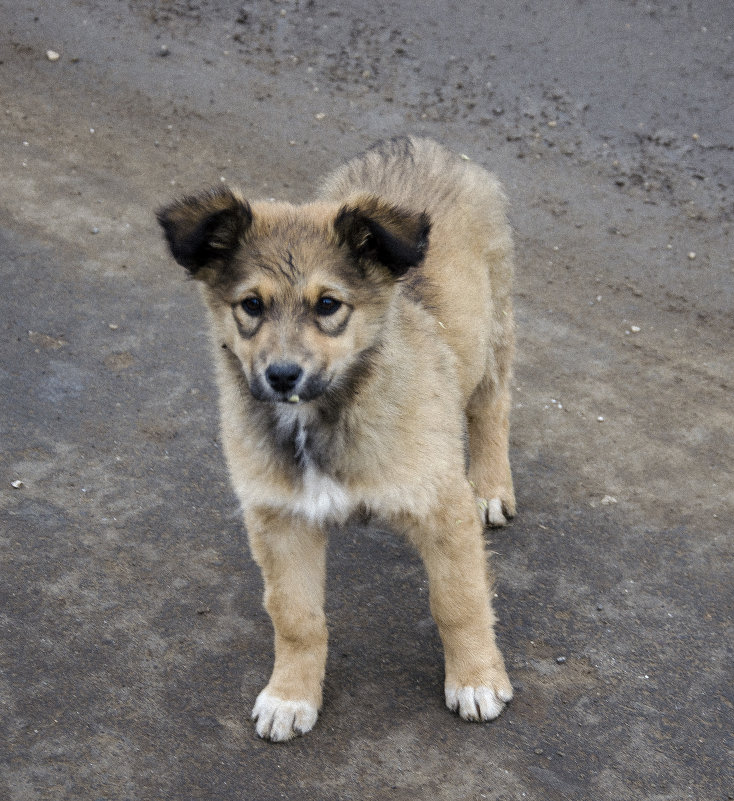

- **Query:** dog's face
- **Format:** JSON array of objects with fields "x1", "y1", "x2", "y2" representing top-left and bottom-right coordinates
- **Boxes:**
[
  {"x1": 158, "y1": 188, "x2": 430, "y2": 407},
  {"x1": 222, "y1": 222, "x2": 395, "y2": 406}
]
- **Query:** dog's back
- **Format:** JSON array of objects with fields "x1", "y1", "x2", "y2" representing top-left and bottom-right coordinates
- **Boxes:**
[{"x1": 320, "y1": 136, "x2": 514, "y2": 402}]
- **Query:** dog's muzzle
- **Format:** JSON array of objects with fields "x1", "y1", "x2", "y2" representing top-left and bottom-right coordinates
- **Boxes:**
[
  {"x1": 251, "y1": 362, "x2": 329, "y2": 404},
  {"x1": 265, "y1": 361, "x2": 303, "y2": 396}
]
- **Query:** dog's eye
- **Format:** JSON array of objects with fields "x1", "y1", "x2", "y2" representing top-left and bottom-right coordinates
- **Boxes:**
[
  {"x1": 315, "y1": 297, "x2": 342, "y2": 316},
  {"x1": 241, "y1": 297, "x2": 263, "y2": 317}
]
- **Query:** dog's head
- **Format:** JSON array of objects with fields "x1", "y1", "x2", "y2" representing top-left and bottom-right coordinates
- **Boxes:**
[{"x1": 157, "y1": 187, "x2": 430, "y2": 406}]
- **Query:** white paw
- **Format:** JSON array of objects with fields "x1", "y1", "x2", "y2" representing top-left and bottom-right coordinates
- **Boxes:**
[
  {"x1": 487, "y1": 497, "x2": 507, "y2": 526},
  {"x1": 478, "y1": 497, "x2": 510, "y2": 527},
  {"x1": 251, "y1": 689, "x2": 318, "y2": 742},
  {"x1": 445, "y1": 683, "x2": 513, "y2": 722}
]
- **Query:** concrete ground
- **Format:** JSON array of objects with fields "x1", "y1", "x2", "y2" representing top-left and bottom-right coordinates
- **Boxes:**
[{"x1": 1, "y1": 1, "x2": 732, "y2": 799}]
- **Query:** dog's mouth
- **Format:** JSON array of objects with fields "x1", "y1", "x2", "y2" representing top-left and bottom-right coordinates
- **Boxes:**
[{"x1": 249, "y1": 366, "x2": 330, "y2": 405}]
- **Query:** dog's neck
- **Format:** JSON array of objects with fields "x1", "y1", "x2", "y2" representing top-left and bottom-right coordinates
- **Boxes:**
[
  {"x1": 267, "y1": 391, "x2": 354, "y2": 481},
  {"x1": 266, "y1": 337, "x2": 399, "y2": 482}
]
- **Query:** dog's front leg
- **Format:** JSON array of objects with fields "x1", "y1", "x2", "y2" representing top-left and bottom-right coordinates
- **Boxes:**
[
  {"x1": 401, "y1": 484, "x2": 513, "y2": 721},
  {"x1": 245, "y1": 507, "x2": 328, "y2": 741}
]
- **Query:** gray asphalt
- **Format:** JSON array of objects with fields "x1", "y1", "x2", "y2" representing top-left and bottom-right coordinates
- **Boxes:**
[{"x1": 1, "y1": 1, "x2": 732, "y2": 799}]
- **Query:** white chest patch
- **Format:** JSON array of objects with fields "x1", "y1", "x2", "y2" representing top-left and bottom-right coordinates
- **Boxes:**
[
  {"x1": 291, "y1": 463, "x2": 353, "y2": 524},
  {"x1": 269, "y1": 416, "x2": 354, "y2": 524}
]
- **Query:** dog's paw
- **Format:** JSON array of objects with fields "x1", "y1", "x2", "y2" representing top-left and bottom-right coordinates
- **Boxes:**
[
  {"x1": 251, "y1": 689, "x2": 318, "y2": 742},
  {"x1": 477, "y1": 496, "x2": 515, "y2": 527},
  {"x1": 445, "y1": 682, "x2": 513, "y2": 722}
]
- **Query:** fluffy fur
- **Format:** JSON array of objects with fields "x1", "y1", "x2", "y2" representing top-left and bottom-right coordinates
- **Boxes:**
[{"x1": 157, "y1": 136, "x2": 516, "y2": 741}]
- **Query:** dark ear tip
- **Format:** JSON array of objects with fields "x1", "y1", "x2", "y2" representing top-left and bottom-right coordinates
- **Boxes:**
[
  {"x1": 155, "y1": 204, "x2": 176, "y2": 238},
  {"x1": 156, "y1": 187, "x2": 251, "y2": 223},
  {"x1": 334, "y1": 198, "x2": 432, "y2": 278},
  {"x1": 156, "y1": 188, "x2": 253, "y2": 275}
]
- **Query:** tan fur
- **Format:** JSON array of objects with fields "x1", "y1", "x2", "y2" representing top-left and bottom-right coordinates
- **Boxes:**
[{"x1": 157, "y1": 137, "x2": 516, "y2": 741}]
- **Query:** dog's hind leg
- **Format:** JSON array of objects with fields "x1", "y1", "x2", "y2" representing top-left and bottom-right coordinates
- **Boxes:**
[
  {"x1": 466, "y1": 370, "x2": 516, "y2": 527},
  {"x1": 245, "y1": 507, "x2": 328, "y2": 741}
]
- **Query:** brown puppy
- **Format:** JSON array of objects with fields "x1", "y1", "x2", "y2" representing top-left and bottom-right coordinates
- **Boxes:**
[{"x1": 157, "y1": 137, "x2": 516, "y2": 741}]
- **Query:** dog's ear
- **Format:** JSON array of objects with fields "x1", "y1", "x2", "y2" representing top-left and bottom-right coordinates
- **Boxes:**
[
  {"x1": 333, "y1": 196, "x2": 431, "y2": 278},
  {"x1": 156, "y1": 187, "x2": 253, "y2": 278}
]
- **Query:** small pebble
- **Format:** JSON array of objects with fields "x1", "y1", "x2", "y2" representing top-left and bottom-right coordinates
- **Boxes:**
[
  {"x1": 46, "y1": 50, "x2": 60, "y2": 61},
  {"x1": 11, "y1": 480, "x2": 24, "y2": 489},
  {"x1": 597, "y1": 416, "x2": 605, "y2": 422},
  {"x1": 688, "y1": 251, "x2": 696, "y2": 260},
  {"x1": 630, "y1": 325, "x2": 641, "y2": 333},
  {"x1": 90, "y1": 227, "x2": 100, "y2": 234},
  {"x1": 314, "y1": 112, "x2": 326, "y2": 120},
  {"x1": 556, "y1": 656, "x2": 567, "y2": 664},
  {"x1": 159, "y1": 45, "x2": 170, "y2": 57}
]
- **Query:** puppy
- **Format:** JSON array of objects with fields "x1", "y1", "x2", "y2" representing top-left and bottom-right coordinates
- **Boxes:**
[{"x1": 157, "y1": 136, "x2": 516, "y2": 741}]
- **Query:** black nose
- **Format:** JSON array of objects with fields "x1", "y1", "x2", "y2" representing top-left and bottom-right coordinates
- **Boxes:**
[{"x1": 265, "y1": 362, "x2": 303, "y2": 394}]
